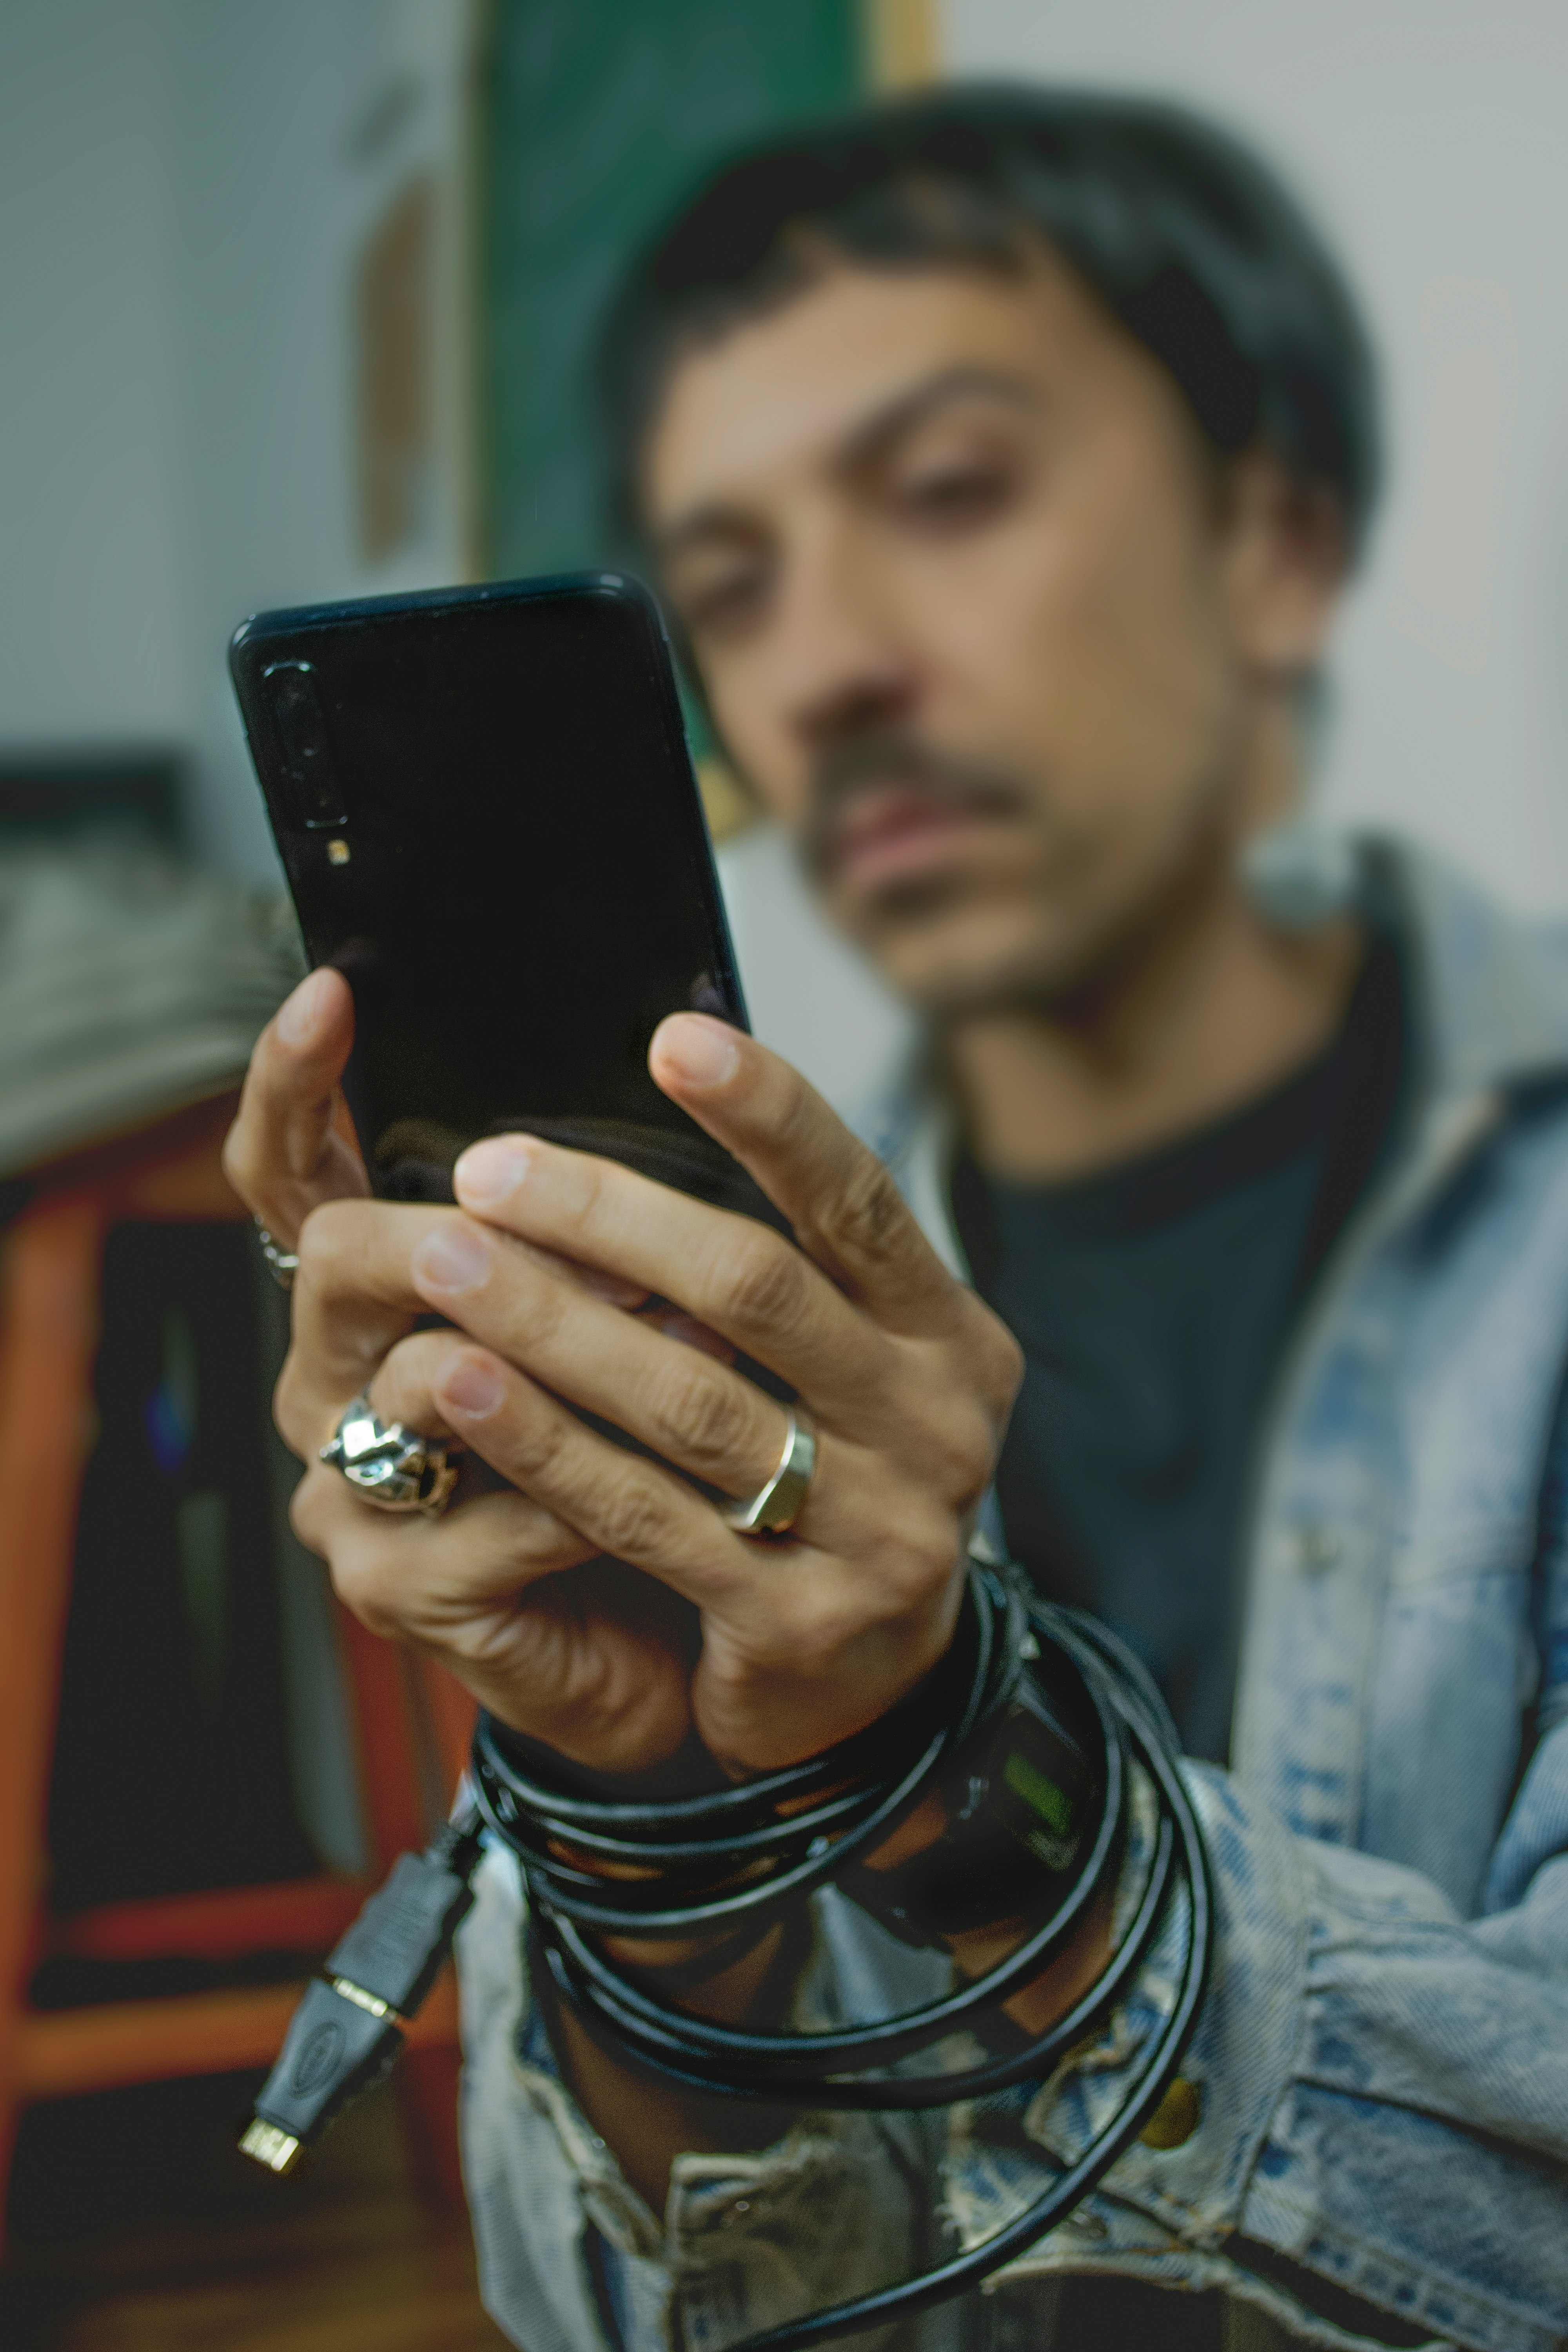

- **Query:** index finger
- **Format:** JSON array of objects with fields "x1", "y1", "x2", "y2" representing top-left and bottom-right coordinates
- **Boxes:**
[{"x1": 648, "y1": 1015, "x2": 962, "y2": 1336}]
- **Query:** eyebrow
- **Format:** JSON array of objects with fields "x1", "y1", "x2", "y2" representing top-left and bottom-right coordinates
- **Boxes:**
[{"x1": 652, "y1": 365, "x2": 1042, "y2": 564}]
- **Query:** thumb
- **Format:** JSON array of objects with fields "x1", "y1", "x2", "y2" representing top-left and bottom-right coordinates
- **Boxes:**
[{"x1": 223, "y1": 965, "x2": 369, "y2": 1240}]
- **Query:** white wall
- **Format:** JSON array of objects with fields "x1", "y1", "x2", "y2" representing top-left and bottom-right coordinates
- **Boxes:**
[
  {"x1": 0, "y1": 0, "x2": 474, "y2": 876},
  {"x1": 939, "y1": 0, "x2": 1568, "y2": 915},
  {"x1": 0, "y1": 0, "x2": 897, "y2": 1114},
  {"x1": 17, "y1": 4, "x2": 1557, "y2": 1116},
  {"x1": 166, "y1": 0, "x2": 477, "y2": 880},
  {"x1": 0, "y1": 2, "x2": 479, "y2": 1863},
  {"x1": 0, "y1": 1, "x2": 188, "y2": 745}
]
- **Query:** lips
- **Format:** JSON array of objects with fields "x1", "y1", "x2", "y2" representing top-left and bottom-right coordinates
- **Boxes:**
[{"x1": 828, "y1": 786, "x2": 989, "y2": 893}]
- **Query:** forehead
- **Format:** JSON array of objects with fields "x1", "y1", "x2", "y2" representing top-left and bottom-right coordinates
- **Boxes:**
[{"x1": 642, "y1": 258, "x2": 1135, "y2": 527}]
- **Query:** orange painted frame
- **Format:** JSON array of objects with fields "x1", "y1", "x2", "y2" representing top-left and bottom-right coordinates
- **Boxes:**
[{"x1": 0, "y1": 1112, "x2": 477, "y2": 2252}]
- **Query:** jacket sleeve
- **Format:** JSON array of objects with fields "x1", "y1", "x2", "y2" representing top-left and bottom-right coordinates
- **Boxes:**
[
  {"x1": 991, "y1": 1746, "x2": 1568, "y2": 2352},
  {"x1": 982, "y1": 1465, "x2": 1568, "y2": 2352}
]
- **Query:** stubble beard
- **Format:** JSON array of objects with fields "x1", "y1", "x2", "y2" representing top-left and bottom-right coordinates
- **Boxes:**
[{"x1": 863, "y1": 757, "x2": 1245, "y2": 1034}]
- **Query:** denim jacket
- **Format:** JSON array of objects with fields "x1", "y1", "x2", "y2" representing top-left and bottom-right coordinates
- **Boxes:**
[{"x1": 455, "y1": 839, "x2": 1568, "y2": 2352}]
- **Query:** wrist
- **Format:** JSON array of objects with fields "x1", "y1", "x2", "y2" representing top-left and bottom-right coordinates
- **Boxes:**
[
  {"x1": 842, "y1": 1670, "x2": 1103, "y2": 1950},
  {"x1": 598, "y1": 1915, "x2": 797, "y2": 2026},
  {"x1": 947, "y1": 1873, "x2": 1116, "y2": 2035},
  {"x1": 487, "y1": 1713, "x2": 729, "y2": 1803}
]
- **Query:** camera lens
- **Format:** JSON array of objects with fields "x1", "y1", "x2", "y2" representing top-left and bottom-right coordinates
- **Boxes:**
[{"x1": 265, "y1": 661, "x2": 348, "y2": 828}]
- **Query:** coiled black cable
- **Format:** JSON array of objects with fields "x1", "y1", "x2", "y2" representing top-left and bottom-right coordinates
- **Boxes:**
[{"x1": 471, "y1": 1562, "x2": 1212, "y2": 2352}]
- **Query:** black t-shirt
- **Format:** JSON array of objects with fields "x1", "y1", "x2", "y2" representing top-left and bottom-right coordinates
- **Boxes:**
[{"x1": 953, "y1": 929, "x2": 1406, "y2": 1766}]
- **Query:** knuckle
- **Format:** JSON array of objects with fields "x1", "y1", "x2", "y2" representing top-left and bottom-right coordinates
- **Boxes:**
[
  {"x1": 766, "y1": 1071, "x2": 821, "y2": 1164},
  {"x1": 555, "y1": 1147, "x2": 610, "y2": 1243},
  {"x1": 287, "y1": 1465, "x2": 346, "y2": 1561},
  {"x1": 718, "y1": 1230, "x2": 809, "y2": 1336},
  {"x1": 981, "y1": 1314, "x2": 1025, "y2": 1409},
  {"x1": 951, "y1": 1395, "x2": 1002, "y2": 1484},
  {"x1": 926, "y1": 1417, "x2": 995, "y2": 1504},
  {"x1": 823, "y1": 1154, "x2": 907, "y2": 1269},
  {"x1": 326, "y1": 1544, "x2": 399, "y2": 1636},
  {"x1": 593, "y1": 1472, "x2": 680, "y2": 1566},
  {"x1": 514, "y1": 1260, "x2": 572, "y2": 1350},
  {"x1": 953, "y1": 1294, "x2": 1024, "y2": 1415},
  {"x1": 876, "y1": 1507, "x2": 963, "y2": 1598},
  {"x1": 272, "y1": 1355, "x2": 319, "y2": 1457},
  {"x1": 649, "y1": 1358, "x2": 755, "y2": 1477},
  {"x1": 286, "y1": 1470, "x2": 324, "y2": 1552},
  {"x1": 293, "y1": 1198, "x2": 361, "y2": 1296},
  {"x1": 886, "y1": 1361, "x2": 998, "y2": 1502},
  {"x1": 504, "y1": 1405, "x2": 573, "y2": 1489},
  {"x1": 220, "y1": 1120, "x2": 258, "y2": 1209}
]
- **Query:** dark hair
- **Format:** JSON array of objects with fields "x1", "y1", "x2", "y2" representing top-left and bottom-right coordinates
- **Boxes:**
[{"x1": 597, "y1": 82, "x2": 1380, "y2": 561}]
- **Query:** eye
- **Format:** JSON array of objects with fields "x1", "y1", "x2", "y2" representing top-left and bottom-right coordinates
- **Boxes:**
[
  {"x1": 679, "y1": 557, "x2": 773, "y2": 642},
  {"x1": 897, "y1": 456, "x2": 1019, "y2": 533}
]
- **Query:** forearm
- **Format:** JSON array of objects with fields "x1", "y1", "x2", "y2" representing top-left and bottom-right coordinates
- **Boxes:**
[
  {"x1": 456, "y1": 1844, "x2": 937, "y2": 2352},
  {"x1": 544, "y1": 1782, "x2": 1115, "y2": 2212},
  {"x1": 542, "y1": 1918, "x2": 801, "y2": 2215}
]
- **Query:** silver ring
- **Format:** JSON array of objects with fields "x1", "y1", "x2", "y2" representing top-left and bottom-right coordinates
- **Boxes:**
[
  {"x1": 720, "y1": 1407, "x2": 815, "y2": 1538},
  {"x1": 255, "y1": 1220, "x2": 299, "y2": 1290},
  {"x1": 321, "y1": 1390, "x2": 459, "y2": 1516}
]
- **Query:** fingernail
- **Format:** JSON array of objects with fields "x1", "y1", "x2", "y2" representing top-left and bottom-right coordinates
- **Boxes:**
[
  {"x1": 440, "y1": 1352, "x2": 504, "y2": 1418},
  {"x1": 278, "y1": 968, "x2": 331, "y2": 1047},
  {"x1": 653, "y1": 1013, "x2": 741, "y2": 1089},
  {"x1": 412, "y1": 1223, "x2": 491, "y2": 1294},
  {"x1": 455, "y1": 1139, "x2": 532, "y2": 1206}
]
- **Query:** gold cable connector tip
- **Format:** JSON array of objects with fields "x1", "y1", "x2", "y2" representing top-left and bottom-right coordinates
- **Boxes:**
[
  {"x1": 239, "y1": 2118, "x2": 303, "y2": 2175},
  {"x1": 330, "y1": 1975, "x2": 392, "y2": 2018}
]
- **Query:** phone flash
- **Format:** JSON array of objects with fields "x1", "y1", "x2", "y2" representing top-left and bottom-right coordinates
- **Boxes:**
[{"x1": 327, "y1": 839, "x2": 350, "y2": 865}]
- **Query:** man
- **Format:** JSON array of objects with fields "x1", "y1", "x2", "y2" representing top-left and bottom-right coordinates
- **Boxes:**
[{"x1": 226, "y1": 88, "x2": 1568, "y2": 2351}]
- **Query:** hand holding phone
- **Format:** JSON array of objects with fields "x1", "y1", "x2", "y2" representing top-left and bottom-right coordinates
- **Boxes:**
[
  {"x1": 224, "y1": 568, "x2": 1018, "y2": 1778},
  {"x1": 225, "y1": 967, "x2": 1018, "y2": 1779}
]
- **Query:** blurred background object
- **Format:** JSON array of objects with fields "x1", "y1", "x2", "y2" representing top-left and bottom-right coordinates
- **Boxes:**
[
  {"x1": 0, "y1": 769, "x2": 486, "y2": 2345},
  {"x1": 7, "y1": 0, "x2": 1568, "y2": 1121},
  {"x1": 5, "y1": 0, "x2": 1568, "y2": 914},
  {"x1": 0, "y1": 6, "x2": 928, "y2": 2343},
  {"x1": 4, "y1": 0, "x2": 1568, "y2": 2341}
]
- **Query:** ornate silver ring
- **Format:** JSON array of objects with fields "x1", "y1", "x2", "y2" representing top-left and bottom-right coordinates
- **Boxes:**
[
  {"x1": 321, "y1": 1390, "x2": 459, "y2": 1516},
  {"x1": 720, "y1": 1407, "x2": 815, "y2": 1539}
]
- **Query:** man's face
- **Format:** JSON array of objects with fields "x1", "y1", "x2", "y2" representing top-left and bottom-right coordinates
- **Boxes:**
[{"x1": 644, "y1": 255, "x2": 1330, "y2": 1019}]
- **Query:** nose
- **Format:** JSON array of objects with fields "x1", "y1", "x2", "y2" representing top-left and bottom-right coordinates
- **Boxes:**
[
  {"x1": 776, "y1": 534, "x2": 923, "y2": 757},
  {"x1": 793, "y1": 654, "x2": 918, "y2": 756}
]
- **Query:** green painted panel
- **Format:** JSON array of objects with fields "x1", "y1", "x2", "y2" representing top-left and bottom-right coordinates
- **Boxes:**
[{"x1": 481, "y1": 0, "x2": 866, "y2": 580}]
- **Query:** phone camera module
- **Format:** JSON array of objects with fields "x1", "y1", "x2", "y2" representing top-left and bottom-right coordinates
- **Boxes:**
[{"x1": 265, "y1": 661, "x2": 348, "y2": 829}]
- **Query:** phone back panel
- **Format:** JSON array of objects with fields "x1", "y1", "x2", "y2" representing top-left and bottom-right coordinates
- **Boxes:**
[{"x1": 229, "y1": 574, "x2": 747, "y2": 1197}]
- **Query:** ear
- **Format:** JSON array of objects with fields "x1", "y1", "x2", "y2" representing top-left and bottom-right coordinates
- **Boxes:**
[{"x1": 1220, "y1": 454, "x2": 1347, "y2": 682}]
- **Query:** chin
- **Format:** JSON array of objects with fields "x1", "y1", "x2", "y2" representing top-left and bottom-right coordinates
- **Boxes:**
[
  {"x1": 872, "y1": 911, "x2": 1104, "y2": 1022},
  {"x1": 860, "y1": 829, "x2": 1236, "y2": 1021},
  {"x1": 840, "y1": 846, "x2": 1127, "y2": 1019}
]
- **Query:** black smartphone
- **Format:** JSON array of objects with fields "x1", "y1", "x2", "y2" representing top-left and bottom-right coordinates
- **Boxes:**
[{"x1": 229, "y1": 572, "x2": 750, "y2": 1207}]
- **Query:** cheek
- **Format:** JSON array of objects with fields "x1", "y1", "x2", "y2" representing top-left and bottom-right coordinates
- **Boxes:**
[
  {"x1": 704, "y1": 657, "x2": 808, "y2": 830},
  {"x1": 913, "y1": 482, "x2": 1234, "y2": 813}
]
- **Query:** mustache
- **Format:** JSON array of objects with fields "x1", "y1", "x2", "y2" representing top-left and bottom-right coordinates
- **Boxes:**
[{"x1": 800, "y1": 732, "x2": 1031, "y2": 883}]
